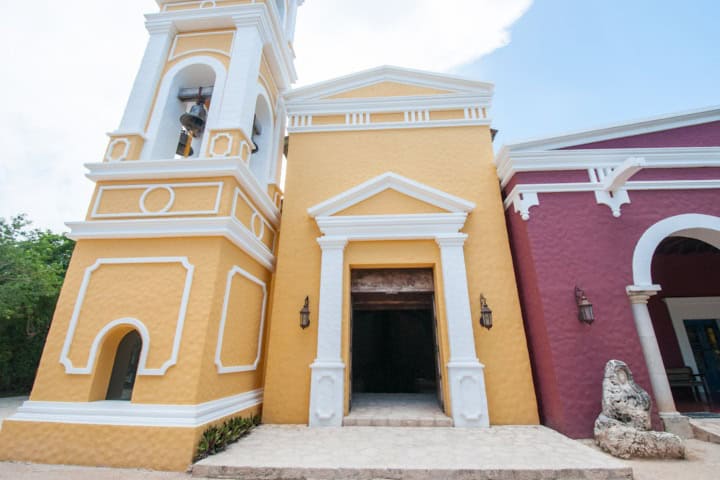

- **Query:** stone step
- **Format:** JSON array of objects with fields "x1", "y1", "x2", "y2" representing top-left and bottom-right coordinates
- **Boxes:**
[
  {"x1": 342, "y1": 415, "x2": 453, "y2": 427},
  {"x1": 690, "y1": 418, "x2": 720, "y2": 444},
  {"x1": 192, "y1": 425, "x2": 632, "y2": 480}
]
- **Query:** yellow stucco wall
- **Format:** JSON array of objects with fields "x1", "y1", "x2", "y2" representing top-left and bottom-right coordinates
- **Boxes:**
[
  {"x1": 325, "y1": 81, "x2": 453, "y2": 99},
  {"x1": 263, "y1": 121, "x2": 539, "y2": 426}
]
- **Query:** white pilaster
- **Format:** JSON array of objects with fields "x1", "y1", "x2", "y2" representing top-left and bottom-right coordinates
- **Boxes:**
[
  {"x1": 436, "y1": 234, "x2": 490, "y2": 427},
  {"x1": 117, "y1": 20, "x2": 176, "y2": 135},
  {"x1": 626, "y1": 286, "x2": 677, "y2": 414},
  {"x1": 215, "y1": 20, "x2": 265, "y2": 136},
  {"x1": 309, "y1": 236, "x2": 348, "y2": 427}
]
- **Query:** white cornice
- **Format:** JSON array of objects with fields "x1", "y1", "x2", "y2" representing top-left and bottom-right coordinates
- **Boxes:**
[
  {"x1": 145, "y1": 3, "x2": 296, "y2": 87},
  {"x1": 286, "y1": 93, "x2": 492, "y2": 116},
  {"x1": 288, "y1": 118, "x2": 492, "y2": 134},
  {"x1": 286, "y1": 65, "x2": 494, "y2": 102},
  {"x1": 496, "y1": 146, "x2": 720, "y2": 187},
  {"x1": 316, "y1": 213, "x2": 469, "y2": 241},
  {"x1": 11, "y1": 389, "x2": 262, "y2": 428},
  {"x1": 66, "y1": 217, "x2": 276, "y2": 271},
  {"x1": 308, "y1": 172, "x2": 476, "y2": 217},
  {"x1": 504, "y1": 105, "x2": 720, "y2": 152},
  {"x1": 85, "y1": 157, "x2": 280, "y2": 226}
]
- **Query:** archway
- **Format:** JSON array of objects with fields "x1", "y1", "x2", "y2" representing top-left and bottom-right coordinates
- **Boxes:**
[
  {"x1": 106, "y1": 330, "x2": 143, "y2": 401},
  {"x1": 628, "y1": 214, "x2": 720, "y2": 429}
]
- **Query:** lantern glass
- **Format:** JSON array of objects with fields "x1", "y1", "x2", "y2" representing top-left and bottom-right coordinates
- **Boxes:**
[
  {"x1": 479, "y1": 294, "x2": 493, "y2": 330},
  {"x1": 299, "y1": 296, "x2": 310, "y2": 329}
]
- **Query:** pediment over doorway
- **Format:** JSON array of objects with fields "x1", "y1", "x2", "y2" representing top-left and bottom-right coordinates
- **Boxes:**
[{"x1": 307, "y1": 172, "x2": 475, "y2": 218}]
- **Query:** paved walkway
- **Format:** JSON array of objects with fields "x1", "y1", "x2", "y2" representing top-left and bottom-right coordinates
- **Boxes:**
[
  {"x1": 193, "y1": 425, "x2": 631, "y2": 479},
  {"x1": 344, "y1": 393, "x2": 451, "y2": 427}
]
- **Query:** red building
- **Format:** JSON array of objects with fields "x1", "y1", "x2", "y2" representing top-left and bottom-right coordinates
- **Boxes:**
[{"x1": 498, "y1": 106, "x2": 720, "y2": 438}]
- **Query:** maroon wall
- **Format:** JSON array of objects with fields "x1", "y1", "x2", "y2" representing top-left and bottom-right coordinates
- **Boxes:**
[{"x1": 563, "y1": 121, "x2": 720, "y2": 149}]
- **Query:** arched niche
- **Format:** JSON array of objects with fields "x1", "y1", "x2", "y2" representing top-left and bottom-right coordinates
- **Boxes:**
[
  {"x1": 249, "y1": 88, "x2": 276, "y2": 185},
  {"x1": 142, "y1": 56, "x2": 227, "y2": 161},
  {"x1": 105, "y1": 330, "x2": 143, "y2": 401}
]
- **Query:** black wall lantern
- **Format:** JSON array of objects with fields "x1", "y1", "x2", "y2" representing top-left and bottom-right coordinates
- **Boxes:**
[
  {"x1": 299, "y1": 296, "x2": 310, "y2": 329},
  {"x1": 575, "y1": 286, "x2": 595, "y2": 324},
  {"x1": 479, "y1": 294, "x2": 493, "y2": 330}
]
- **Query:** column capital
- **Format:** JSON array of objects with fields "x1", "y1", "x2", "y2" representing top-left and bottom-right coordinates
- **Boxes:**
[
  {"x1": 626, "y1": 284, "x2": 662, "y2": 304},
  {"x1": 317, "y1": 236, "x2": 348, "y2": 251},
  {"x1": 435, "y1": 233, "x2": 468, "y2": 248}
]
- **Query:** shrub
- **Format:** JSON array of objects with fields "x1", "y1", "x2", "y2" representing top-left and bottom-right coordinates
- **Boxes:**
[{"x1": 195, "y1": 414, "x2": 260, "y2": 461}]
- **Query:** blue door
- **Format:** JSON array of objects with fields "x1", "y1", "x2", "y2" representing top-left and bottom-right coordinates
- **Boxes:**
[{"x1": 684, "y1": 319, "x2": 720, "y2": 403}]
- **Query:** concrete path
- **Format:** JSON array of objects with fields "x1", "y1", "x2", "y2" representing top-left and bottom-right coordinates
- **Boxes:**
[
  {"x1": 193, "y1": 425, "x2": 632, "y2": 479},
  {"x1": 0, "y1": 396, "x2": 26, "y2": 428}
]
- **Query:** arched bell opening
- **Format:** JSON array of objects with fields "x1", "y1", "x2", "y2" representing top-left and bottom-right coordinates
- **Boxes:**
[
  {"x1": 143, "y1": 59, "x2": 224, "y2": 161},
  {"x1": 249, "y1": 91, "x2": 275, "y2": 185},
  {"x1": 105, "y1": 330, "x2": 143, "y2": 401}
]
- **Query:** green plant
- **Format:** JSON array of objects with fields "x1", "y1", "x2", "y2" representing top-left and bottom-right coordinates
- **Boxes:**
[{"x1": 195, "y1": 414, "x2": 260, "y2": 461}]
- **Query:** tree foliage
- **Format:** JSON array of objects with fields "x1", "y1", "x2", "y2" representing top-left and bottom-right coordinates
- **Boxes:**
[{"x1": 0, "y1": 215, "x2": 74, "y2": 394}]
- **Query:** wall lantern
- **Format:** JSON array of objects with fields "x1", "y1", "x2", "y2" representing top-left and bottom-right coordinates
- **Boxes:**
[
  {"x1": 575, "y1": 286, "x2": 595, "y2": 324},
  {"x1": 299, "y1": 296, "x2": 310, "y2": 329},
  {"x1": 479, "y1": 294, "x2": 493, "y2": 330}
]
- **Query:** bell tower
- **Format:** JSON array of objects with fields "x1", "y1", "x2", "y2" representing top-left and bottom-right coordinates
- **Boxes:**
[{"x1": 0, "y1": 0, "x2": 303, "y2": 471}]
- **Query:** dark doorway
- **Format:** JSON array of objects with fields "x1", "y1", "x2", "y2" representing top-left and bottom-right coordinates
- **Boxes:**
[
  {"x1": 350, "y1": 269, "x2": 442, "y2": 403},
  {"x1": 352, "y1": 306, "x2": 438, "y2": 394},
  {"x1": 106, "y1": 330, "x2": 142, "y2": 401},
  {"x1": 684, "y1": 319, "x2": 720, "y2": 403}
]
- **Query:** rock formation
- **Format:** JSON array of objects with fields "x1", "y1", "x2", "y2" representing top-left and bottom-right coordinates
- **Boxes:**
[{"x1": 594, "y1": 360, "x2": 685, "y2": 459}]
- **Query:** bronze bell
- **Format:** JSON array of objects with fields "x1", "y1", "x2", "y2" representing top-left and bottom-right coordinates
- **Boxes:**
[
  {"x1": 180, "y1": 99, "x2": 207, "y2": 136},
  {"x1": 176, "y1": 130, "x2": 194, "y2": 157}
]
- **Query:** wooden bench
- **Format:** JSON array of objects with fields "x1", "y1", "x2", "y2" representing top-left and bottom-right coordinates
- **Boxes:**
[{"x1": 666, "y1": 367, "x2": 712, "y2": 405}]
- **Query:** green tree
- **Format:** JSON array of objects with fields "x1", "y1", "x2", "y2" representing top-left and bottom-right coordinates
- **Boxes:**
[{"x1": 0, "y1": 215, "x2": 74, "y2": 394}]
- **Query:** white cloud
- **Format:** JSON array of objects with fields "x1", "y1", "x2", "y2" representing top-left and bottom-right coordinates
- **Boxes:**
[
  {"x1": 0, "y1": 0, "x2": 531, "y2": 231},
  {"x1": 294, "y1": 0, "x2": 532, "y2": 84}
]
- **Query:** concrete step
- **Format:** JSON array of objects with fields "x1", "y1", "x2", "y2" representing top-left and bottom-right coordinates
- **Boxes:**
[
  {"x1": 192, "y1": 425, "x2": 633, "y2": 480},
  {"x1": 342, "y1": 414, "x2": 452, "y2": 427},
  {"x1": 690, "y1": 418, "x2": 720, "y2": 444},
  {"x1": 343, "y1": 393, "x2": 452, "y2": 427}
]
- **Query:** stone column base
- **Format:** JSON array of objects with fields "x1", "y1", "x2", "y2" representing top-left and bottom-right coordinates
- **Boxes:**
[
  {"x1": 308, "y1": 361, "x2": 345, "y2": 427},
  {"x1": 447, "y1": 361, "x2": 490, "y2": 427},
  {"x1": 660, "y1": 412, "x2": 694, "y2": 439}
]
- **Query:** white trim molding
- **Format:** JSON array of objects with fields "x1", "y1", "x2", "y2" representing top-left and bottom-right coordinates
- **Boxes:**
[
  {"x1": 85, "y1": 156, "x2": 280, "y2": 226},
  {"x1": 631, "y1": 214, "x2": 720, "y2": 286},
  {"x1": 308, "y1": 171, "x2": 476, "y2": 217},
  {"x1": 215, "y1": 266, "x2": 268, "y2": 374},
  {"x1": 315, "y1": 213, "x2": 469, "y2": 241},
  {"x1": 286, "y1": 65, "x2": 494, "y2": 133},
  {"x1": 504, "y1": 105, "x2": 720, "y2": 152},
  {"x1": 66, "y1": 217, "x2": 276, "y2": 271},
  {"x1": 91, "y1": 181, "x2": 223, "y2": 219},
  {"x1": 59, "y1": 257, "x2": 195, "y2": 376},
  {"x1": 500, "y1": 147, "x2": 720, "y2": 219},
  {"x1": 105, "y1": 138, "x2": 132, "y2": 162},
  {"x1": 232, "y1": 187, "x2": 277, "y2": 251},
  {"x1": 10, "y1": 389, "x2": 262, "y2": 428},
  {"x1": 664, "y1": 297, "x2": 720, "y2": 375}
]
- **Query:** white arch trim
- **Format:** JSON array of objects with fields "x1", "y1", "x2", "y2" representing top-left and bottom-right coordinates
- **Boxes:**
[
  {"x1": 142, "y1": 55, "x2": 228, "y2": 161},
  {"x1": 632, "y1": 213, "x2": 720, "y2": 286},
  {"x1": 249, "y1": 83, "x2": 277, "y2": 185},
  {"x1": 59, "y1": 257, "x2": 195, "y2": 376},
  {"x1": 214, "y1": 266, "x2": 268, "y2": 374}
]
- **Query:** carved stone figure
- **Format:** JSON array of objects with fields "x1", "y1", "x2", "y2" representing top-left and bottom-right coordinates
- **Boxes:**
[{"x1": 594, "y1": 360, "x2": 685, "y2": 459}]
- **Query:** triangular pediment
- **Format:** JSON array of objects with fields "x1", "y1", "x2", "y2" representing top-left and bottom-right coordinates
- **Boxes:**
[
  {"x1": 308, "y1": 172, "x2": 475, "y2": 218},
  {"x1": 287, "y1": 66, "x2": 493, "y2": 103}
]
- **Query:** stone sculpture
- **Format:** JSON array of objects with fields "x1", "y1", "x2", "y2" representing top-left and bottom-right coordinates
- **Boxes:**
[{"x1": 594, "y1": 360, "x2": 685, "y2": 459}]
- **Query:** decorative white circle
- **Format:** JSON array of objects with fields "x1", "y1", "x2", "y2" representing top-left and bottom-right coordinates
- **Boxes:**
[
  {"x1": 139, "y1": 186, "x2": 176, "y2": 214},
  {"x1": 200, "y1": 1, "x2": 216, "y2": 8},
  {"x1": 250, "y1": 212, "x2": 265, "y2": 240},
  {"x1": 106, "y1": 138, "x2": 130, "y2": 162}
]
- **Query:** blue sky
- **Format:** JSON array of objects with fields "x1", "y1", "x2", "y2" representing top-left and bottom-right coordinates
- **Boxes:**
[
  {"x1": 1, "y1": 0, "x2": 718, "y2": 231},
  {"x1": 455, "y1": 0, "x2": 720, "y2": 146}
]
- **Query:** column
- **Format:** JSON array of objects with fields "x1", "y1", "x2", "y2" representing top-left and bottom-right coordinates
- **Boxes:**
[
  {"x1": 216, "y1": 20, "x2": 265, "y2": 135},
  {"x1": 436, "y1": 234, "x2": 490, "y2": 427},
  {"x1": 627, "y1": 286, "x2": 692, "y2": 437},
  {"x1": 308, "y1": 236, "x2": 348, "y2": 427},
  {"x1": 117, "y1": 20, "x2": 176, "y2": 135}
]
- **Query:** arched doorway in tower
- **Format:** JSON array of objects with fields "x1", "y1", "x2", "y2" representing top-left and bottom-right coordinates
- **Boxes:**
[
  {"x1": 105, "y1": 330, "x2": 143, "y2": 401},
  {"x1": 648, "y1": 236, "x2": 720, "y2": 413}
]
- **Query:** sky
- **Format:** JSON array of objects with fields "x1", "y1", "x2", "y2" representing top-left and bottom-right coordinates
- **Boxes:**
[{"x1": 0, "y1": 0, "x2": 718, "y2": 232}]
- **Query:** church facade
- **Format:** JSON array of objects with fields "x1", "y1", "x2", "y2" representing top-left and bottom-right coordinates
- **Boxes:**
[{"x1": 0, "y1": 1, "x2": 539, "y2": 470}]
